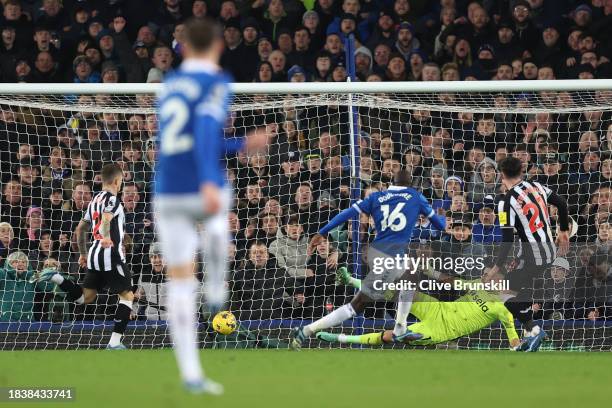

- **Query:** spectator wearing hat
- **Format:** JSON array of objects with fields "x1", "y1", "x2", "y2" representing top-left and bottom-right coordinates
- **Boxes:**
[
  {"x1": 354, "y1": 46, "x2": 372, "y2": 80},
  {"x1": 97, "y1": 28, "x2": 118, "y2": 62},
  {"x1": 468, "y1": 156, "x2": 500, "y2": 205},
  {"x1": 256, "y1": 35, "x2": 273, "y2": 62},
  {"x1": 0, "y1": 250, "x2": 56, "y2": 322},
  {"x1": 472, "y1": 195, "x2": 501, "y2": 244},
  {"x1": 135, "y1": 242, "x2": 168, "y2": 321},
  {"x1": 287, "y1": 26, "x2": 315, "y2": 73},
  {"x1": 220, "y1": 17, "x2": 246, "y2": 80},
  {"x1": 512, "y1": 0, "x2": 540, "y2": 54},
  {"x1": 493, "y1": 19, "x2": 523, "y2": 63},
  {"x1": 287, "y1": 64, "x2": 307, "y2": 82},
  {"x1": 534, "y1": 151, "x2": 575, "y2": 199},
  {"x1": 303, "y1": 150, "x2": 324, "y2": 191},
  {"x1": 267, "y1": 151, "x2": 304, "y2": 206},
  {"x1": 302, "y1": 9, "x2": 324, "y2": 51},
  {"x1": 394, "y1": 21, "x2": 420, "y2": 60},
  {"x1": 85, "y1": 16, "x2": 105, "y2": 42},
  {"x1": 367, "y1": 9, "x2": 397, "y2": 50},
  {"x1": 540, "y1": 256, "x2": 576, "y2": 320},
  {"x1": 100, "y1": 60, "x2": 120, "y2": 83},
  {"x1": 406, "y1": 49, "x2": 426, "y2": 80},
  {"x1": 72, "y1": 54, "x2": 99, "y2": 83},
  {"x1": 473, "y1": 44, "x2": 497, "y2": 78},
  {"x1": 570, "y1": 4, "x2": 594, "y2": 29},
  {"x1": 439, "y1": 215, "x2": 485, "y2": 279},
  {"x1": 330, "y1": 60, "x2": 348, "y2": 82}
]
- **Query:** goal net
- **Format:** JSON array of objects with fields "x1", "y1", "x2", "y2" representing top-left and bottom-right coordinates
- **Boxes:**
[{"x1": 0, "y1": 82, "x2": 610, "y2": 351}]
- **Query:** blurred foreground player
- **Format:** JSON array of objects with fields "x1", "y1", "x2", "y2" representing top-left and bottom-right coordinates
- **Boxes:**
[{"x1": 154, "y1": 18, "x2": 268, "y2": 394}]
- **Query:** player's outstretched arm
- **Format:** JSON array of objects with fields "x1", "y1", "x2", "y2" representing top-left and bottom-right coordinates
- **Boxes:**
[
  {"x1": 548, "y1": 192, "x2": 570, "y2": 255},
  {"x1": 418, "y1": 194, "x2": 445, "y2": 231},
  {"x1": 318, "y1": 206, "x2": 361, "y2": 236},
  {"x1": 497, "y1": 306, "x2": 520, "y2": 349}
]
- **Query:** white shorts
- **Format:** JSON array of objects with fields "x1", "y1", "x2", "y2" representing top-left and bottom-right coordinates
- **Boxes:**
[{"x1": 153, "y1": 188, "x2": 232, "y2": 267}]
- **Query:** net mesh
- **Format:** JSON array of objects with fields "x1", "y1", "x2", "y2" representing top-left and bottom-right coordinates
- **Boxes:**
[{"x1": 0, "y1": 87, "x2": 611, "y2": 351}]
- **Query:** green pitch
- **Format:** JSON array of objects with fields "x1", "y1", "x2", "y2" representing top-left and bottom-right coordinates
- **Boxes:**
[{"x1": 1, "y1": 349, "x2": 610, "y2": 408}]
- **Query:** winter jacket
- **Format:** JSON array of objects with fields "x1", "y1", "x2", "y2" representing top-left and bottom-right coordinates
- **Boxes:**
[
  {"x1": 268, "y1": 230, "x2": 310, "y2": 278},
  {"x1": 0, "y1": 259, "x2": 52, "y2": 321}
]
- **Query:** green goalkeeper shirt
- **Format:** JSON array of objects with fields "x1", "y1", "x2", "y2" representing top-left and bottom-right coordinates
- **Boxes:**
[{"x1": 412, "y1": 280, "x2": 519, "y2": 344}]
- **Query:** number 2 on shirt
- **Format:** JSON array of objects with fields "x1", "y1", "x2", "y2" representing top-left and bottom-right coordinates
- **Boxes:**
[{"x1": 92, "y1": 211, "x2": 103, "y2": 240}]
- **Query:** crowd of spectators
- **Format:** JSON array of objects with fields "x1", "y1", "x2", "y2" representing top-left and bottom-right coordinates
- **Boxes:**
[
  {"x1": 0, "y1": 0, "x2": 611, "y2": 326},
  {"x1": 0, "y1": 0, "x2": 610, "y2": 83}
]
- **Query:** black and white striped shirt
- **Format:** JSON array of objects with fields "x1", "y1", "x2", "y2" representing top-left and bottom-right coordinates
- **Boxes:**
[
  {"x1": 497, "y1": 180, "x2": 555, "y2": 266},
  {"x1": 83, "y1": 191, "x2": 126, "y2": 272}
]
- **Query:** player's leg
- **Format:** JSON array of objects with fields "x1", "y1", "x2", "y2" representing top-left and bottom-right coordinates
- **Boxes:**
[
  {"x1": 505, "y1": 264, "x2": 547, "y2": 351},
  {"x1": 38, "y1": 268, "x2": 97, "y2": 305},
  {"x1": 155, "y1": 200, "x2": 223, "y2": 394},
  {"x1": 107, "y1": 288, "x2": 134, "y2": 349},
  {"x1": 199, "y1": 189, "x2": 230, "y2": 312},
  {"x1": 317, "y1": 331, "x2": 385, "y2": 345},
  {"x1": 392, "y1": 288, "x2": 416, "y2": 338},
  {"x1": 290, "y1": 292, "x2": 371, "y2": 349}
]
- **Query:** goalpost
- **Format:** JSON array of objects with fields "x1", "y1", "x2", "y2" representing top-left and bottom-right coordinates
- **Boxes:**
[{"x1": 0, "y1": 80, "x2": 610, "y2": 351}]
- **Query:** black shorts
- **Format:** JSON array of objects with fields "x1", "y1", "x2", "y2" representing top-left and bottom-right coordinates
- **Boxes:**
[
  {"x1": 508, "y1": 262, "x2": 550, "y2": 298},
  {"x1": 82, "y1": 263, "x2": 132, "y2": 294}
]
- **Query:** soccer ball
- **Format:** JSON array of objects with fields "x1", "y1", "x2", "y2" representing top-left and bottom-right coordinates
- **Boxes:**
[{"x1": 212, "y1": 311, "x2": 237, "y2": 335}]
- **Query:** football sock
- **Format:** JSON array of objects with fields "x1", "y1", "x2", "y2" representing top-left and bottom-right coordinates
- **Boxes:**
[
  {"x1": 202, "y1": 215, "x2": 228, "y2": 308},
  {"x1": 348, "y1": 277, "x2": 361, "y2": 289},
  {"x1": 303, "y1": 303, "x2": 356, "y2": 337},
  {"x1": 109, "y1": 300, "x2": 132, "y2": 346},
  {"x1": 168, "y1": 279, "x2": 203, "y2": 383},
  {"x1": 393, "y1": 289, "x2": 415, "y2": 337},
  {"x1": 336, "y1": 332, "x2": 384, "y2": 345},
  {"x1": 56, "y1": 277, "x2": 84, "y2": 303}
]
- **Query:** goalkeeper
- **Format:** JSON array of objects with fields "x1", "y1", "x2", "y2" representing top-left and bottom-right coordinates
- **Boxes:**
[{"x1": 317, "y1": 267, "x2": 521, "y2": 349}]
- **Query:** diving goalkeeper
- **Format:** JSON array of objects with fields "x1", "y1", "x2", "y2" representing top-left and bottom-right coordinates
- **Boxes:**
[{"x1": 317, "y1": 267, "x2": 520, "y2": 349}]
